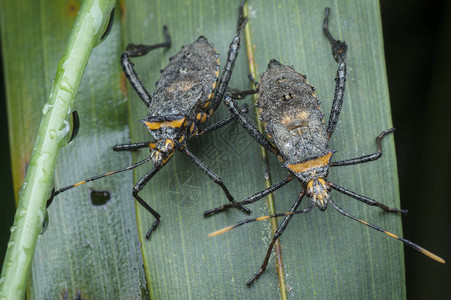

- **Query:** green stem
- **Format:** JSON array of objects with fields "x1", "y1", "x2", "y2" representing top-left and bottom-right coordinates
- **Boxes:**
[{"x1": 0, "y1": 0, "x2": 115, "y2": 298}]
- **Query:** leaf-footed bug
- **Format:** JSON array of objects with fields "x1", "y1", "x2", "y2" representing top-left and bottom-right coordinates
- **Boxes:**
[
  {"x1": 48, "y1": 0, "x2": 252, "y2": 239},
  {"x1": 207, "y1": 7, "x2": 445, "y2": 286}
]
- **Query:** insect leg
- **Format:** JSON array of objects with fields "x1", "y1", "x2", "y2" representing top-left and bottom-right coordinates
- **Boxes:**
[
  {"x1": 247, "y1": 191, "x2": 306, "y2": 287},
  {"x1": 132, "y1": 166, "x2": 164, "y2": 239},
  {"x1": 209, "y1": 0, "x2": 248, "y2": 112},
  {"x1": 323, "y1": 8, "x2": 348, "y2": 139},
  {"x1": 331, "y1": 128, "x2": 395, "y2": 166},
  {"x1": 328, "y1": 181, "x2": 408, "y2": 214},
  {"x1": 121, "y1": 26, "x2": 171, "y2": 107},
  {"x1": 113, "y1": 141, "x2": 154, "y2": 152},
  {"x1": 224, "y1": 95, "x2": 279, "y2": 155},
  {"x1": 204, "y1": 175, "x2": 293, "y2": 216},
  {"x1": 197, "y1": 104, "x2": 248, "y2": 136},
  {"x1": 180, "y1": 147, "x2": 251, "y2": 214}
]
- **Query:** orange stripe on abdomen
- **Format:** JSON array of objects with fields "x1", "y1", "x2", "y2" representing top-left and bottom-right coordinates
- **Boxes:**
[{"x1": 287, "y1": 152, "x2": 333, "y2": 173}]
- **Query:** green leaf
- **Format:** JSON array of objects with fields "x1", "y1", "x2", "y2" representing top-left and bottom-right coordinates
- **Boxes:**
[
  {"x1": 0, "y1": 0, "x2": 145, "y2": 299},
  {"x1": 1, "y1": 0, "x2": 407, "y2": 299}
]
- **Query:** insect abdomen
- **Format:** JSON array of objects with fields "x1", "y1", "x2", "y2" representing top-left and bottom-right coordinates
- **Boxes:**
[
  {"x1": 257, "y1": 60, "x2": 330, "y2": 164},
  {"x1": 149, "y1": 37, "x2": 220, "y2": 119}
]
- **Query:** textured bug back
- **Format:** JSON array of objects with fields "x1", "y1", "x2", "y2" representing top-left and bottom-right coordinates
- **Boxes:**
[
  {"x1": 257, "y1": 60, "x2": 330, "y2": 164},
  {"x1": 149, "y1": 36, "x2": 220, "y2": 120}
]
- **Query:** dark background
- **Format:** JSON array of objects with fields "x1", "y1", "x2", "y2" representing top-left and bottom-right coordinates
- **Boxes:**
[
  {"x1": 381, "y1": 0, "x2": 450, "y2": 298},
  {"x1": 0, "y1": 0, "x2": 449, "y2": 298}
]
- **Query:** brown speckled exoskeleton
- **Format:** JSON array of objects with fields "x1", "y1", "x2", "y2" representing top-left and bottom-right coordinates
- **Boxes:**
[
  {"x1": 48, "y1": 0, "x2": 251, "y2": 239},
  {"x1": 207, "y1": 7, "x2": 445, "y2": 286}
]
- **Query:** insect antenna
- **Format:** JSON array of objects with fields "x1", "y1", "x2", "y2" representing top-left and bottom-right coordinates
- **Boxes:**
[
  {"x1": 329, "y1": 199, "x2": 445, "y2": 264},
  {"x1": 47, "y1": 156, "x2": 152, "y2": 207},
  {"x1": 208, "y1": 203, "x2": 315, "y2": 237}
]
